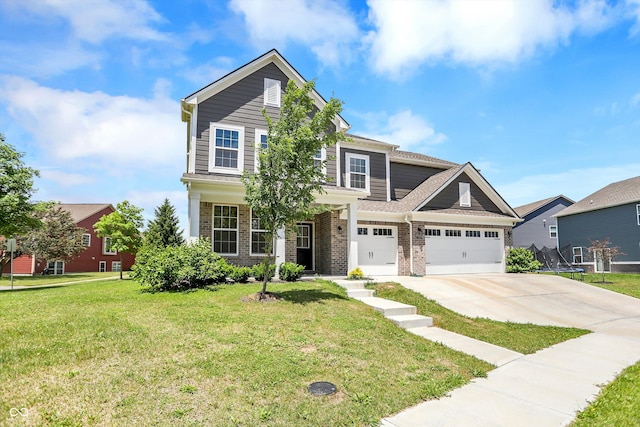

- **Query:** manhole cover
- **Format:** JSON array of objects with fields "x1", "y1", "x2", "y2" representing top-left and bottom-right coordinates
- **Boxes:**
[{"x1": 308, "y1": 381, "x2": 337, "y2": 396}]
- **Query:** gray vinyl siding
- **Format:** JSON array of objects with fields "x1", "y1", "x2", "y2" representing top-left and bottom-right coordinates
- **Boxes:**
[
  {"x1": 420, "y1": 172, "x2": 502, "y2": 213},
  {"x1": 512, "y1": 199, "x2": 572, "y2": 248},
  {"x1": 557, "y1": 203, "x2": 640, "y2": 264},
  {"x1": 193, "y1": 63, "x2": 337, "y2": 184},
  {"x1": 390, "y1": 163, "x2": 448, "y2": 200},
  {"x1": 340, "y1": 148, "x2": 387, "y2": 201}
]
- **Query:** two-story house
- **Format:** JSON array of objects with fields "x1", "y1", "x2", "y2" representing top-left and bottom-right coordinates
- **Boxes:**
[
  {"x1": 180, "y1": 50, "x2": 520, "y2": 276},
  {"x1": 556, "y1": 176, "x2": 640, "y2": 273}
]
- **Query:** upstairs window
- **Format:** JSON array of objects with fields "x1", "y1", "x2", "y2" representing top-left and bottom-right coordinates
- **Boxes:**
[
  {"x1": 346, "y1": 153, "x2": 369, "y2": 191},
  {"x1": 264, "y1": 78, "x2": 281, "y2": 107},
  {"x1": 637, "y1": 204, "x2": 640, "y2": 225},
  {"x1": 549, "y1": 225, "x2": 557, "y2": 238},
  {"x1": 573, "y1": 247, "x2": 583, "y2": 264},
  {"x1": 209, "y1": 124, "x2": 244, "y2": 174},
  {"x1": 103, "y1": 237, "x2": 116, "y2": 255},
  {"x1": 254, "y1": 130, "x2": 268, "y2": 171},
  {"x1": 459, "y1": 182, "x2": 471, "y2": 207},
  {"x1": 82, "y1": 233, "x2": 91, "y2": 247}
]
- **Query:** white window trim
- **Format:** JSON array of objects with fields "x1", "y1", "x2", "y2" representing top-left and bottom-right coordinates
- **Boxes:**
[
  {"x1": 254, "y1": 129, "x2": 268, "y2": 172},
  {"x1": 459, "y1": 182, "x2": 471, "y2": 207},
  {"x1": 573, "y1": 246, "x2": 583, "y2": 264},
  {"x1": 208, "y1": 123, "x2": 245, "y2": 175},
  {"x1": 47, "y1": 260, "x2": 65, "y2": 275},
  {"x1": 314, "y1": 148, "x2": 327, "y2": 176},
  {"x1": 82, "y1": 233, "x2": 91, "y2": 247},
  {"x1": 99, "y1": 261, "x2": 106, "y2": 272},
  {"x1": 212, "y1": 204, "x2": 239, "y2": 256},
  {"x1": 345, "y1": 152, "x2": 370, "y2": 191},
  {"x1": 111, "y1": 261, "x2": 122, "y2": 272},
  {"x1": 636, "y1": 204, "x2": 640, "y2": 225},
  {"x1": 250, "y1": 209, "x2": 268, "y2": 256},
  {"x1": 549, "y1": 225, "x2": 557, "y2": 238},
  {"x1": 103, "y1": 237, "x2": 117, "y2": 255},
  {"x1": 264, "y1": 78, "x2": 281, "y2": 107}
]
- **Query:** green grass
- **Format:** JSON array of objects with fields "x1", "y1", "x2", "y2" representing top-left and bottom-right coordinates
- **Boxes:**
[
  {"x1": 0, "y1": 271, "x2": 123, "y2": 287},
  {"x1": 0, "y1": 279, "x2": 491, "y2": 426},
  {"x1": 570, "y1": 273, "x2": 640, "y2": 425},
  {"x1": 366, "y1": 282, "x2": 589, "y2": 354}
]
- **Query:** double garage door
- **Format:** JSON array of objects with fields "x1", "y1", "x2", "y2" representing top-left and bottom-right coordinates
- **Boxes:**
[
  {"x1": 425, "y1": 227, "x2": 504, "y2": 275},
  {"x1": 356, "y1": 225, "x2": 398, "y2": 276}
]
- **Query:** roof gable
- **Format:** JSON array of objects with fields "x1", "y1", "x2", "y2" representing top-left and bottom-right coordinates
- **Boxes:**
[
  {"x1": 514, "y1": 195, "x2": 574, "y2": 218},
  {"x1": 55, "y1": 203, "x2": 114, "y2": 224},
  {"x1": 556, "y1": 175, "x2": 640, "y2": 217},
  {"x1": 182, "y1": 49, "x2": 349, "y2": 130}
]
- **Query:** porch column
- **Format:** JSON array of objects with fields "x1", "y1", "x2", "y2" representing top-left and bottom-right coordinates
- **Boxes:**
[
  {"x1": 347, "y1": 202, "x2": 358, "y2": 273},
  {"x1": 274, "y1": 227, "x2": 286, "y2": 269},
  {"x1": 188, "y1": 192, "x2": 200, "y2": 243}
]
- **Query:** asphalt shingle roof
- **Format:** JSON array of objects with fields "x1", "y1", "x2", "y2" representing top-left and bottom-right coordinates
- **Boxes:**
[
  {"x1": 556, "y1": 176, "x2": 640, "y2": 217},
  {"x1": 514, "y1": 195, "x2": 573, "y2": 218},
  {"x1": 55, "y1": 204, "x2": 112, "y2": 223},
  {"x1": 388, "y1": 150, "x2": 459, "y2": 167}
]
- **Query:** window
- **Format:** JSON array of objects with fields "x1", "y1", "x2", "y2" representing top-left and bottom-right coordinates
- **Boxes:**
[
  {"x1": 314, "y1": 149, "x2": 327, "y2": 172},
  {"x1": 213, "y1": 205, "x2": 238, "y2": 255},
  {"x1": 82, "y1": 233, "x2": 91, "y2": 247},
  {"x1": 459, "y1": 182, "x2": 471, "y2": 207},
  {"x1": 357, "y1": 227, "x2": 368, "y2": 235},
  {"x1": 251, "y1": 210, "x2": 267, "y2": 255},
  {"x1": 254, "y1": 130, "x2": 268, "y2": 171},
  {"x1": 99, "y1": 261, "x2": 106, "y2": 272},
  {"x1": 264, "y1": 78, "x2": 281, "y2": 107},
  {"x1": 47, "y1": 260, "x2": 64, "y2": 275},
  {"x1": 297, "y1": 225, "x2": 310, "y2": 249},
  {"x1": 549, "y1": 225, "x2": 557, "y2": 238},
  {"x1": 445, "y1": 229, "x2": 462, "y2": 237},
  {"x1": 425, "y1": 229, "x2": 441, "y2": 236},
  {"x1": 103, "y1": 237, "x2": 116, "y2": 255},
  {"x1": 346, "y1": 153, "x2": 369, "y2": 190},
  {"x1": 111, "y1": 261, "x2": 122, "y2": 272},
  {"x1": 573, "y1": 247, "x2": 583, "y2": 264},
  {"x1": 484, "y1": 231, "x2": 499, "y2": 238},
  {"x1": 373, "y1": 228, "x2": 393, "y2": 236},
  {"x1": 208, "y1": 124, "x2": 244, "y2": 174},
  {"x1": 466, "y1": 230, "x2": 481, "y2": 237},
  {"x1": 637, "y1": 204, "x2": 640, "y2": 225}
]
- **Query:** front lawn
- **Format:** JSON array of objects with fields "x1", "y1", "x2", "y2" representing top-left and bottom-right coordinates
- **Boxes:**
[
  {"x1": 0, "y1": 271, "x2": 122, "y2": 287},
  {"x1": 557, "y1": 272, "x2": 640, "y2": 299},
  {"x1": 0, "y1": 279, "x2": 491, "y2": 426},
  {"x1": 367, "y1": 282, "x2": 589, "y2": 354}
]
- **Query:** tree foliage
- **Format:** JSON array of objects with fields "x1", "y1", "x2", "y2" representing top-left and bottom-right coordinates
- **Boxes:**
[
  {"x1": 0, "y1": 133, "x2": 41, "y2": 237},
  {"x1": 241, "y1": 79, "x2": 345, "y2": 297},
  {"x1": 94, "y1": 200, "x2": 144, "y2": 279},
  {"x1": 145, "y1": 198, "x2": 184, "y2": 248},
  {"x1": 506, "y1": 247, "x2": 542, "y2": 273},
  {"x1": 16, "y1": 205, "x2": 87, "y2": 263},
  {"x1": 589, "y1": 238, "x2": 624, "y2": 283}
]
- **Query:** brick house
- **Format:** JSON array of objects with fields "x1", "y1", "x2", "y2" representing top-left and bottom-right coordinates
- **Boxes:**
[
  {"x1": 181, "y1": 50, "x2": 520, "y2": 276},
  {"x1": 2, "y1": 204, "x2": 135, "y2": 275}
]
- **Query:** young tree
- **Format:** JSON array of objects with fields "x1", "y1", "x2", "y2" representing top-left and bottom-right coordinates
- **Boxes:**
[
  {"x1": 16, "y1": 205, "x2": 87, "y2": 266},
  {"x1": 94, "y1": 200, "x2": 144, "y2": 279},
  {"x1": 589, "y1": 238, "x2": 624, "y2": 283},
  {"x1": 145, "y1": 198, "x2": 184, "y2": 248},
  {"x1": 242, "y1": 79, "x2": 346, "y2": 298},
  {"x1": 0, "y1": 133, "x2": 41, "y2": 237}
]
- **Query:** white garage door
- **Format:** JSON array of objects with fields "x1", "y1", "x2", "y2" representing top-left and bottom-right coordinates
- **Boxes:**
[
  {"x1": 357, "y1": 225, "x2": 398, "y2": 276},
  {"x1": 425, "y1": 227, "x2": 504, "y2": 275}
]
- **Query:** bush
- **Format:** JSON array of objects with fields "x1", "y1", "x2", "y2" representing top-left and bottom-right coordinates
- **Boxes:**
[
  {"x1": 252, "y1": 263, "x2": 276, "y2": 282},
  {"x1": 506, "y1": 247, "x2": 542, "y2": 273},
  {"x1": 132, "y1": 239, "x2": 230, "y2": 291},
  {"x1": 229, "y1": 266, "x2": 251, "y2": 283},
  {"x1": 278, "y1": 262, "x2": 305, "y2": 282},
  {"x1": 348, "y1": 267, "x2": 365, "y2": 280}
]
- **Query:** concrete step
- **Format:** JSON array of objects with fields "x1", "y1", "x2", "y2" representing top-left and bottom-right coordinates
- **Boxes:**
[
  {"x1": 357, "y1": 296, "x2": 417, "y2": 317},
  {"x1": 334, "y1": 279, "x2": 368, "y2": 290},
  {"x1": 347, "y1": 288, "x2": 375, "y2": 298},
  {"x1": 388, "y1": 314, "x2": 433, "y2": 329}
]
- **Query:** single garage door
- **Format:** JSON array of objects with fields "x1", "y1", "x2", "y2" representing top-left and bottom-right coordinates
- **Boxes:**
[
  {"x1": 425, "y1": 227, "x2": 504, "y2": 275},
  {"x1": 357, "y1": 225, "x2": 398, "y2": 276}
]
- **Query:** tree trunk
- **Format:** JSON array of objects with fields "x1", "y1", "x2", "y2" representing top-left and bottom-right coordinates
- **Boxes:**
[{"x1": 119, "y1": 253, "x2": 123, "y2": 280}]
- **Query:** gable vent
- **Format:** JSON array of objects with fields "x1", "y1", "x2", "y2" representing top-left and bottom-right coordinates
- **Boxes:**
[{"x1": 264, "y1": 78, "x2": 281, "y2": 107}]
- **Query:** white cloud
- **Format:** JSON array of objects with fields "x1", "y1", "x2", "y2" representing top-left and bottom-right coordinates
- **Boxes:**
[
  {"x1": 0, "y1": 76, "x2": 183, "y2": 169},
  {"x1": 629, "y1": 0, "x2": 640, "y2": 35},
  {"x1": 631, "y1": 91, "x2": 640, "y2": 107},
  {"x1": 353, "y1": 109, "x2": 446, "y2": 152},
  {"x1": 229, "y1": 0, "x2": 360, "y2": 67},
  {"x1": 366, "y1": 0, "x2": 615, "y2": 78},
  {"x1": 39, "y1": 169, "x2": 96, "y2": 187},
  {"x1": 495, "y1": 163, "x2": 640, "y2": 208},
  {"x1": 5, "y1": 0, "x2": 167, "y2": 44},
  {"x1": 184, "y1": 56, "x2": 235, "y2": 86}
]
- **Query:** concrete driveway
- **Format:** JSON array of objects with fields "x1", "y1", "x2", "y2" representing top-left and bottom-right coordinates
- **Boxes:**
[{"x1": 391, "y1": 273, "x2": 640, "y2": 336}]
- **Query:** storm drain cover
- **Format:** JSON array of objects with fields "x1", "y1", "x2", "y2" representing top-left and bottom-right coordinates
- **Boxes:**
[{"x1": 308, "y1": 381, "x2": 337, "y2": 396}]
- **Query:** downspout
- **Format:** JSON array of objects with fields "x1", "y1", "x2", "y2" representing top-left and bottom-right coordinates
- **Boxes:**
[{"x1": 405, "y1": 215, "x2": 413, "y2": 275}]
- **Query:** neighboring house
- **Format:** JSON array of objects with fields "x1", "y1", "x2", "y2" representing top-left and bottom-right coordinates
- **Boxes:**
[
  {"x1": 513, "y1": 195, "x2": 574, "y2": 249},
  {"x1": 180, "y1": 49, "x2": 520, "y2": 276},
  {"x1": 1, "y1": 204, "x2": 135, "y2": 275},
  {"x1": 556, "y1": 176, "x2": 640, "y2": 273}
]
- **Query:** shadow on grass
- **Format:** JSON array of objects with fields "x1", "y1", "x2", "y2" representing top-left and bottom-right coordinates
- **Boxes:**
[
  {"x1": 0, "y1": 285, "x2": 65, "y2": 293},
  {"x1": 277, "y1": 288, "x2": 349, "y2": 304}
]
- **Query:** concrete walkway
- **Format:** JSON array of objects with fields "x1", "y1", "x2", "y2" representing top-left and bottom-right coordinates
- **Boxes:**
[{"x1": 340, "y1": 274, "x2": 640, "y2": 426}]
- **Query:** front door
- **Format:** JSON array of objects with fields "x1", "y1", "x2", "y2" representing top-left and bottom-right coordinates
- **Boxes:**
[{"x1": 296, "y1": 224, "x2": 313, "y2": 271}]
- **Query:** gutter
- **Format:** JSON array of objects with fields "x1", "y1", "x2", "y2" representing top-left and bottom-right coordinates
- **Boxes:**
[{"x1": 181, "y1": 100, "x2": 193, "y2": 173}]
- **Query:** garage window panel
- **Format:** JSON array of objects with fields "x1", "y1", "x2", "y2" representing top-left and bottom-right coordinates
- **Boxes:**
[
  {"x1": 357, "y1": 227, "x2": 368, "y2": 235},
  {"x1": 445, "y1": 229, "x2": 461, "y2": 237},
  {"x1": 484, "y1": 231, "x2": 499, "y2": 238},
  {"x1": 465, "y1": 230, "x2": 481, "y2": 238},
  {"x1": 373, "y1": 228, "x2": 393, "y2": 236},
  {"x1": 425, "y1": 229, "x2": 441, "y2": 236}
]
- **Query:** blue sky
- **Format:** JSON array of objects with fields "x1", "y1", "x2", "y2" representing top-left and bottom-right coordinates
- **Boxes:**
[{"x1": 1, "y1": 0, "x2": 640, "y2": 230}]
